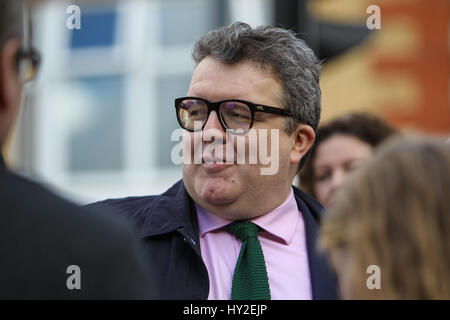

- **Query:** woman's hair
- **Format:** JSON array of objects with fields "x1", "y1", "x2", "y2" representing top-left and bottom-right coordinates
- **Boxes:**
[
  {"x1": 298, "y1": 112, "x2": 396, "y2": 196},
  {"x1": 320, "y1": 136, "x2": 450, "y2": 299}
]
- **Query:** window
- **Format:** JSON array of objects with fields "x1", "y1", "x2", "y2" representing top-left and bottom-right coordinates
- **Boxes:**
[
  {"x1": 70, "y1": 6, "x2": 117, "y2": 48},
  {"x1": 69, "y1": 76, "x2": 124, "y2": 172},
  {"x1": 20, "y1": 0, "x2": 271, "y2": 203}
]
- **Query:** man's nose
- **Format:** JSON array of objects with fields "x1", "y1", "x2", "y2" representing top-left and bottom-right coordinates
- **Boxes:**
[{"x1": 202, "y1": 111, "x2": 226, "y2": 142}]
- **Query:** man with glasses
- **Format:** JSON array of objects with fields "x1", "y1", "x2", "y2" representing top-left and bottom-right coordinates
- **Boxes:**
[
  {"x1": 0, "y1": 0, "x2": 151, "y2": 299},
  {"x1": 91, "y1": 22, "x2": 338, "y2": 299}
]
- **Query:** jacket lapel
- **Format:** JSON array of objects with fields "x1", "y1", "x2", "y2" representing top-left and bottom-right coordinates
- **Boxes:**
[
  {"x1": 139, "y1": 180, "x2": 202, "y2": 257},
  {"x1": 293, "y1": 186, "x2": 338, "y2": 300}
]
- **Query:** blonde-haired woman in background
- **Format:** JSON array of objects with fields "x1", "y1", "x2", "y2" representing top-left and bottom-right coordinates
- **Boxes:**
[{"x1": 321, "y1": 136, "x2": 450, "y2": 299}]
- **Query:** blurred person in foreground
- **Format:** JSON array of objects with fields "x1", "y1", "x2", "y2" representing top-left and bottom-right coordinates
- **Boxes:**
[
  {"x1": 0, "y1": 0, "x2": 151, "y2": 299},
  {"x1": 89, "y1": 22, "x2": 338, "y2": 299},
  {"x1": 298, "y1": 113, "x2": 396, "y2": 209},
  {"x1": 321, "y1": 136, "x2": 450, "y2": 299}
]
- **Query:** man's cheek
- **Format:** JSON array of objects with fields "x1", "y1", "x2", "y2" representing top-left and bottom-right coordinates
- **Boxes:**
[{"x1": 182, "y1": 132, "x2": 201, "y2": 164}]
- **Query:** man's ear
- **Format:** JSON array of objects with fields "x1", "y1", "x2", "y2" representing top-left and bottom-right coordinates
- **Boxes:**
[
  {"x1": 290, "y1": 124, "x2": 315, "y2": 165},
  {"x1": 0, "y1": 38, "x2": 22, "y2": 113}
]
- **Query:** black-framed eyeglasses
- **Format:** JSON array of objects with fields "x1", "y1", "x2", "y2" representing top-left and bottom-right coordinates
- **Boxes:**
[
  {"x1": 175, "y1": 96, "x2": 293, "y2": 134},
  {"x1": 15, "y1": 47, "x2": 41, "y2": 82}
]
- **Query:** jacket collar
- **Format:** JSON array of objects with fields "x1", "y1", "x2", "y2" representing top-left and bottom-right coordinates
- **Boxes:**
[
  {"x1": 140, "y1": 180, "x2": 326, "y2": 240},
  {"x1": 292, "y1": 185, "x2": 325, "y2": 221},
  {"x1": 140, "y1": 180, "x2": 199, "y2": 239},
  {"x1": 293, "y1": 185, "x2": 338, "y2": 299}
]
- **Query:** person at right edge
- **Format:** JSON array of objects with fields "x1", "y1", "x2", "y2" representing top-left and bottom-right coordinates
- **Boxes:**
[{"x1": 321, "y1": 136, "x2": 450, "y2": 299}]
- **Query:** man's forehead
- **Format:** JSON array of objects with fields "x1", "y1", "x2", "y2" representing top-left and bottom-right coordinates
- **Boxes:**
[
  {"x1": 188, "y1": 57, "x2": 283, "y2": 102},
  {"x1": 191, "y1": 57, "x2": 274, "y2": 81}
]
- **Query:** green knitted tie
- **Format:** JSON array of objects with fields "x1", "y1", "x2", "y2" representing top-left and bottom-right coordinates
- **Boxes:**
[{"x1": 224, "y1": 221, "x2": 271, "y2": 300}]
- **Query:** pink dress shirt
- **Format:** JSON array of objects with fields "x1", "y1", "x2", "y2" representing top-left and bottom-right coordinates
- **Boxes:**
[{"x1": 195, "y1": 188, "x2": 312, "y2": 300}]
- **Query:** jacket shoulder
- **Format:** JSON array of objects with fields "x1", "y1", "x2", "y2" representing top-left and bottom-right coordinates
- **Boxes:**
[
  {"x1": 0, "y1": 169, "x2": 143, "y2": 256},
  {"x1": 0, "y1": 171, "x2": 151, "y2": 299},
  {"x1": 292, "y1": 185, "x2": 327, "y2": 222},
  {"x1": 87, "y1": 195, "x2": 157, "y2": 224}
]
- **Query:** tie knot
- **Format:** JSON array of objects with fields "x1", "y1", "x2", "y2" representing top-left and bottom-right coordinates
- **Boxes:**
[{"x1": 224, "y1": 221, "x2": 261, "y2": 241}]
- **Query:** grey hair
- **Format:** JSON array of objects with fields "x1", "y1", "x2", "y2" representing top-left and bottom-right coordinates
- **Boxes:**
[
  {"x1": 0, "y1": 0, "x2": 23, "y2": 50},
  {"x1": 192, "y1": 21, "x2": 322, "y2": 136}
]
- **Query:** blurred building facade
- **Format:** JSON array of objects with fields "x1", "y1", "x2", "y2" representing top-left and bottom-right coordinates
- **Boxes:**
[
  {"x1": 4, "y1": 0, "x2": 449, "y2": 203},
  {"x1": 6, "y1": 0, "x2": 273, "y2": 203},
  {"x1": 313, "y1": 0, "x2": 449, "y2": 133}
]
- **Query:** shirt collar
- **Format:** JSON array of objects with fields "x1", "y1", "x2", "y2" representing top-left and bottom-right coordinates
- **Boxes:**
[
  {"x1": 196, "y1": 188, "x2": 300, "y2": 245},
  {"x1": 196, "y1": 203, "x2": 234, "y2": 237}
]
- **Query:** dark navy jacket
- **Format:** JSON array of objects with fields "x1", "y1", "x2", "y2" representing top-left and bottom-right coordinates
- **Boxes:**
[
  {"x1": 88, "y1": 179, "x2": 338, "y2": 300},
  {"x1": 0, "y1": 155, "x2": 151, "y2": 299}
]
